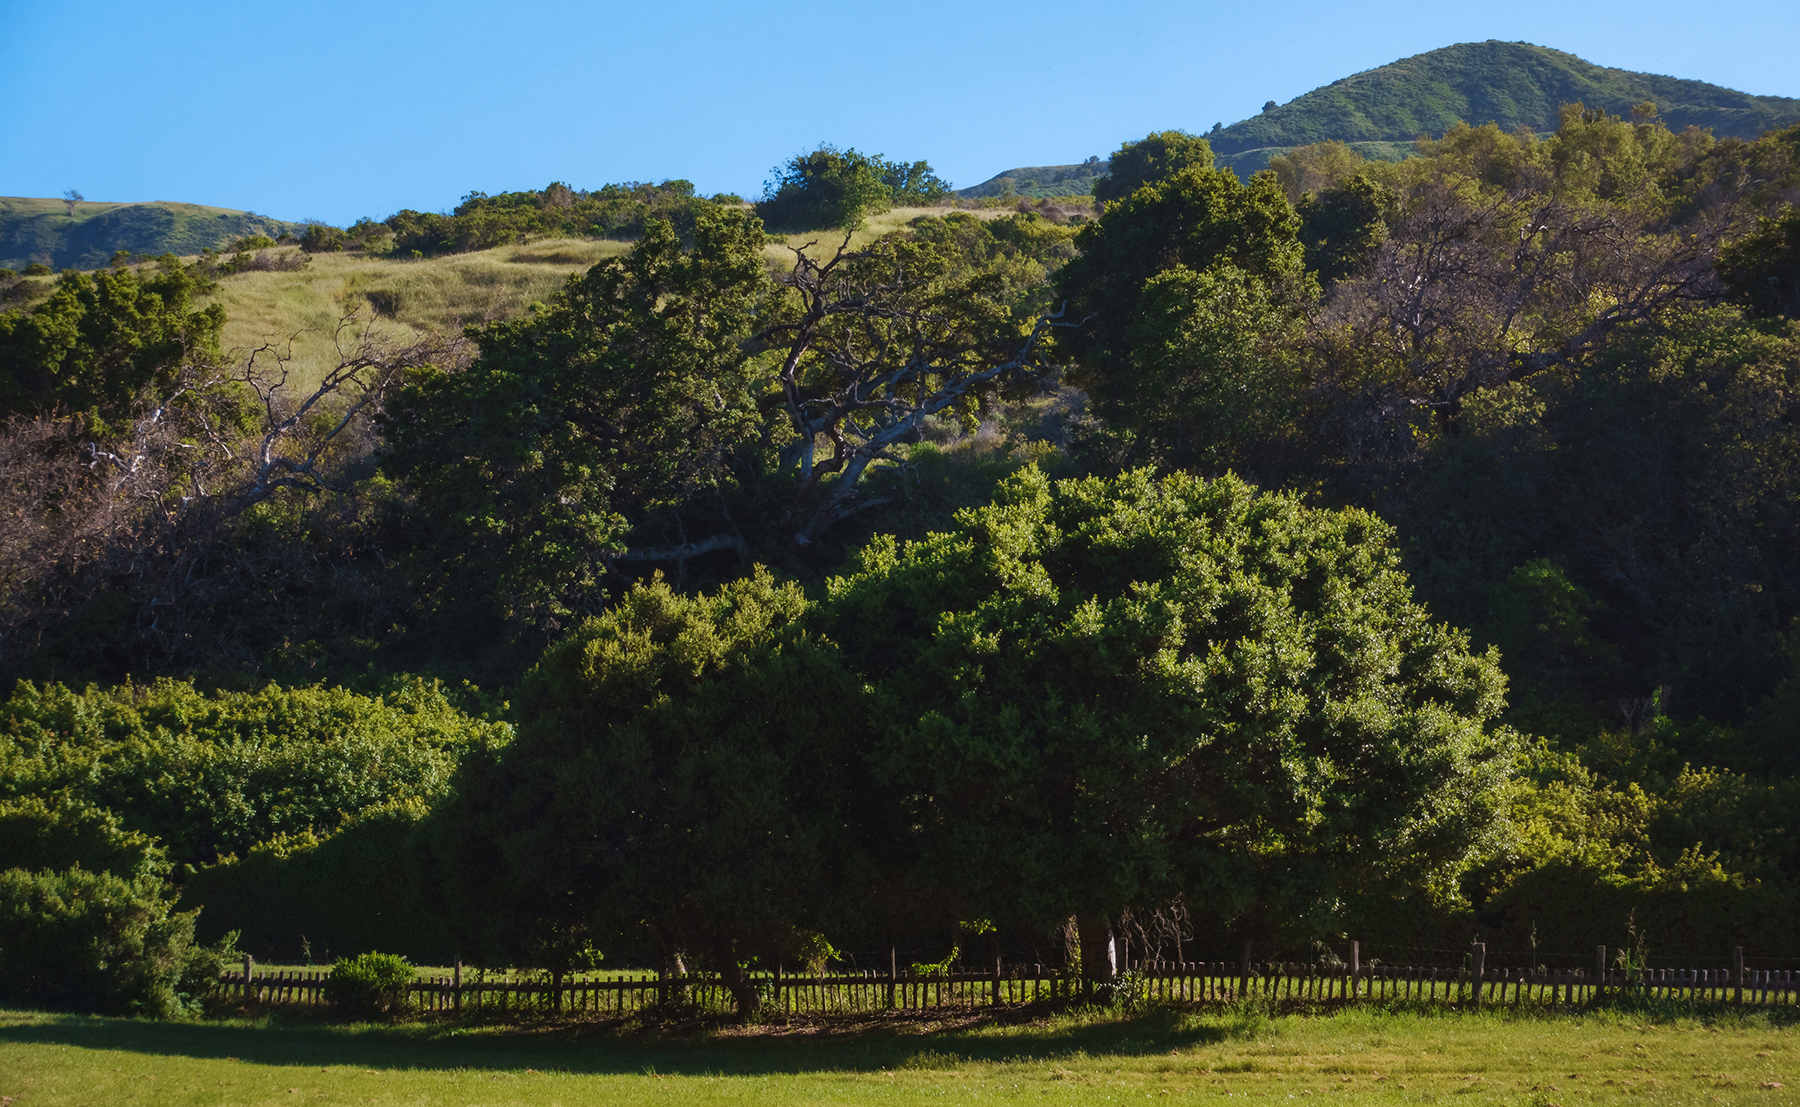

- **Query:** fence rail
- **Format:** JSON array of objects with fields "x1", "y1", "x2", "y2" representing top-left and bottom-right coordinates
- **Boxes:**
[{"x1": 216, "y1": 943, "x2": 1800, "y2": 1016}]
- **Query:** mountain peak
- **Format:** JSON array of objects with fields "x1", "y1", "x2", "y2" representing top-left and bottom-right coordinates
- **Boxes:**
[{"x1": 1212, "y1": 40, "x2": 1799, "y2": 157}]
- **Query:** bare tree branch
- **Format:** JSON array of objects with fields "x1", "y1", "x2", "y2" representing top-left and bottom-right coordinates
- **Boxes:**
[{"x1": 759, "y1": 236, "x2": 1081, "y2": 547}]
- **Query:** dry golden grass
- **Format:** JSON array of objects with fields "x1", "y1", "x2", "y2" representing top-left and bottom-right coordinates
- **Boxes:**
[
  {"x1": 764, "y1": 205, "x2": 1018, "y2": 267},
  {"x1": 204, "y1": 240, "x2": 629, "y2": 387},
  {"x1": 195, "y1": 209, "x2": 1018, "y2": 388}
]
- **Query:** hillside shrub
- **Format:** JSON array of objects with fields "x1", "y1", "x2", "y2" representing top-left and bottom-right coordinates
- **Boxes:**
[
  {"x1": 380, "y1": 180, "x2": 714, "y2": 257},
  {"x1": 0, "y1": 677, "x2": 509, "y2": 868},
  {"x1": 0, "y1": 796, "x2": 168, "y2": 881},
  {"x1": 757, "y1": 145, "x2": 950, "y2": 230},
  {"x1": 298, "y1": 223, "x2": 347, "y2": 252},
  {"x1": 323, "y1": 951, "x2": 413, "y2": 1018},
  {"x1": 180, "y1": 801, "x2": 456, "y2": 963},
  {"x1": 0, "y1": 260, "x2": 225, "y2": 425},
  {"x1": 0, "y1": 866, "x2": 234, "y2": 1016}
]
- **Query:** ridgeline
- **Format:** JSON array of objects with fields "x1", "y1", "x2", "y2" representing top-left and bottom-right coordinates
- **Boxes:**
[
  {"x1": 959, "y1": 40, "x2": 1800, "y2": 191},
  {"x1": 0, "y1": 196, "x2": 302, "y2": 272}
]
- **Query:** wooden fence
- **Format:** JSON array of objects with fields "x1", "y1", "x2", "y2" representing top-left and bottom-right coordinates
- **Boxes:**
[{"x1": 216, "y1": 943, "x2": 1800, "y2": 1016}]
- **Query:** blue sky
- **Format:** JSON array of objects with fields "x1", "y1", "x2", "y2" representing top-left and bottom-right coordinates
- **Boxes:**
[{"x1": 3, "y1": 0, "x2": 1797, "y2": 225}]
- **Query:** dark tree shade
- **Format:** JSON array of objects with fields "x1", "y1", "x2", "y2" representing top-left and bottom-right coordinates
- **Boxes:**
[
  {"x1": 379, "y1": 209, "x2": 772, "y2": 648},
  {"x1": 422, "y1": 570, "x2": 868, "y2": 1017},
  {"x1": 824, "y1": 466, "x2": 1516, "y2": 958},
  {"x1": 1718, "y1": 206, "x2": 1800, "y2": 319}
]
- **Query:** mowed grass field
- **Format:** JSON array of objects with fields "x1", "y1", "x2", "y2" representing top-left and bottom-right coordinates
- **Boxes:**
[
  {"x1": 200, "y1": 206, "x2": 1012, "y2": 390},
  {"x1": 2, "y1": 1004, "x2": 1795, "y2": 1106}
]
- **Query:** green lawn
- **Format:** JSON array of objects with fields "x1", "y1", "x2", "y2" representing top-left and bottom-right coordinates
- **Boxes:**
[{"x1": 2, "y1": 1003, "x2": 1794, "y2": 1106}]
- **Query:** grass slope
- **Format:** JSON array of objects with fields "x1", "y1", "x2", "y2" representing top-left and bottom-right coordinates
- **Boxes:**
[
  {"x1": 1, "y1": 1004, "x2": 1794, "y2": 1105},
  {"x1": 203, "y1": 239, "x2": 627, "y2": 387},
  {"x1": 956, "y1": 162, "x2": 1109, "y2": 200},
  {"x1": 3, "y1": 207, "x2": 995, "y2": 393},
  {"x1": 200, "y1": 207, "x2": 981, "y2": 388},
  {"x1": 0, "y1": 197, "x2": 303, "y2": 272}
]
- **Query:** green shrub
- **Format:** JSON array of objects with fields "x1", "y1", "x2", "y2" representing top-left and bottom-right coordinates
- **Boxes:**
[
  {"x1": 323, "y1": 951, "x2": 414, "y2": 1018},
  {"x1": 0, "y1": 677, "x2": 509, "y2": 868},
  {"x1": 0, "y1": 866, "x2": 234, "y2": 1016},
  {"x1": 298, "y1": 223, "x2": 347, "y2": 253},
  {"x1": 0, "y1": 796, "x2": 168, "y2": 881},
  {"x1": 180, "y1": 801, "x2": 457, "y2": 963}
]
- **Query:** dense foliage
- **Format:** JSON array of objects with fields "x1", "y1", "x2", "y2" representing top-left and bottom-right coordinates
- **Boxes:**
[
  {"x1": 423, "y1": 570, "x2": 861, "y2": 1013},
  {"x1": 829, "y1": 468, "x2": 1516, "y2": 959},
  {"x1": 372, "y1": 181, "x2": 719, "y2": 258},
  {"x1": 0, "y1": 865, "x2": 234, "y2": 1016},
  {"x1": 757, "y1": 144, "x2": 951, "y2": 230},
  {"x1": 379, "y1": 209, "x2": 773, "y2": 655},
  {"x1": 0, "y1": 260, "x2": 224, "y2": 427},
  {"x1": 424, "y1": 468, "x2": 1515, "y2": 1016},
  {"x1": 7, "y1": 100, "x2": 1800, "y2": 1018},
  {"x1": 0, "y1": 677, "x2": 503, "y2": 869}
]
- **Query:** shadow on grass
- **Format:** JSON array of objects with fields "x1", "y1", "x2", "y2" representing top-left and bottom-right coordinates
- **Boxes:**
[{"x1": 0, "y1": 1003, "x2": 1243, "y2": 1076}]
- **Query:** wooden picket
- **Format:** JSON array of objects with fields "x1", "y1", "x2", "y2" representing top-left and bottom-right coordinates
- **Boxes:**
[{"x1": 216, "y1": 944, "x2": 1799, "y2": 1016}]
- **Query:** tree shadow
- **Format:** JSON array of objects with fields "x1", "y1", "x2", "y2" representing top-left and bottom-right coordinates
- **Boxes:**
[{"x1": 0, "y1": 1005, "x2": 1242, "y2": 1076}]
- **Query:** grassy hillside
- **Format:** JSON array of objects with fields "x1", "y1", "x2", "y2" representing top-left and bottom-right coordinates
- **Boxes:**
[
  {"x1": 3, "y1": 206, "x2": 1005, "y2": 391},
  {"x1": 956, "y1": 160, "x2": 1109, "y2": 199},
  {"x1": 0, "y1": 196, "x2": 303, "y2": 271},
  {"x1": 1214, "y1": 40, "x2": 1800, "y2": 155},
  {"x1": 968, "y1": 41, "x2": 1800, "y2": 189},
  {"x1": 198, "y1": 207, "x2": 993, "y2": 388},
  {"x1": 1217, "y1": 140, "x2": 1415, "y2": 179},
  {"x1": 201, "y1": 239, "x2": 626, "y2": 387}
]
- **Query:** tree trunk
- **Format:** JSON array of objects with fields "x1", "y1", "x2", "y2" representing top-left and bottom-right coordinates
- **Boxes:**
[
  {"x1": 715, "y1": 941, "x2": 760, "y2": 1023},
  {"x1": 1077, "y1": 914, "x2": 1116, "y2": 989},
  {"x1": 614, "y1": 532, "x2": 748, "y2": 563}
]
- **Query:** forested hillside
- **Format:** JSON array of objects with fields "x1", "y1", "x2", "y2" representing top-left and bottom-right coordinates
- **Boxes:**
[
  {"x1": 6, "y1": 99, "x2": 1800, "y2": 1021},
  {"x1": 0, "y1": 196, "x2": 302, "y2": 272},
  {"x1": 1216, "y1": 40, "x2": 1800, "y2": 153},
  {"x1": 956, "y1": 158, "x2": 1110, "y2": 199},
  {"x1": 983, "y1": 41, "x2": 1800, "y2": 183}
]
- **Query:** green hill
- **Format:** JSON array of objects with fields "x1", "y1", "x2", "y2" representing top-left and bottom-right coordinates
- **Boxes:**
[
  {"x1": 974, "y1": 40, "x2": 1800, "y2": 187},
  {"x1": 0, "y1": 196, "x2": 303, "y2": 271},
  {"x1": 956, "y1": 158, "x2": 1110, "y2": 199},
  {"x1": 1216, "y1": 40, "x2": 1799, "y2": 154}
]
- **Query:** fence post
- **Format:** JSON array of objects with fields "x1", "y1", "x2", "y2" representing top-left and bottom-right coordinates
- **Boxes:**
[
  {"x1": 1595, "y1": 946, "x2": 1607, "y2": 1002},
  {"x1": 1735, "y1": 947, "x2": 1745, "y2": 1005},
  {"x1": 1350, "y1": 941, "x2": 1360, "y2": 998},
  {"x1": 1471, "y1": 943, "x2": 1486, "y2": 1009},
  {"x1": 887, "y1": 947, "x2": 896, "y2": 1009},
  {"x1": 243, "y1": 954, "x2": 254, "y2": 1003},
  {"x1": 453, "y1": 961, "x2": 462, "y2": 1013},
  {"x1": 992, "y1": 947, "x2": 1002, "y2": 1008}
]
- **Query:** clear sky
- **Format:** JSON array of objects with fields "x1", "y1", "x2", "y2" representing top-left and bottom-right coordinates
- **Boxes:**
[{"x1": 3, "y1": 0, "x2": 1797, "y2": 226}]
